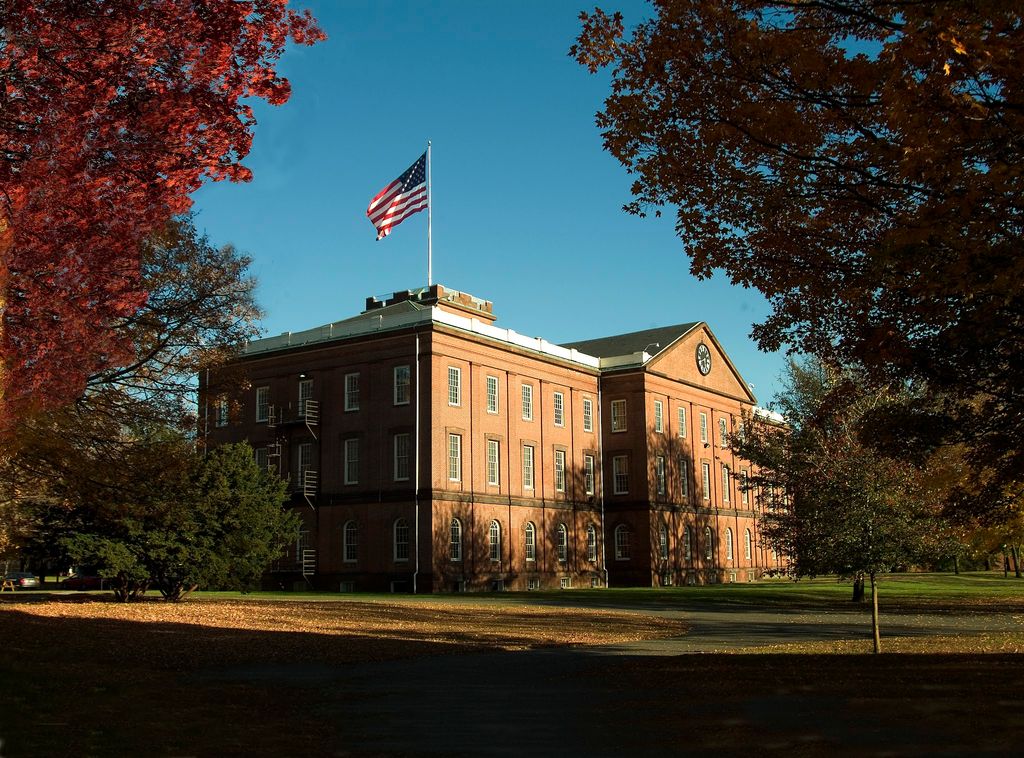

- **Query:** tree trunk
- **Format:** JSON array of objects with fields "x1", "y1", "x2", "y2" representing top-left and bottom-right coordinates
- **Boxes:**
[
  {"x1": 953, "y1": 555, "x2": 959, "y2": 575},
  {"x1": 870, "y1": 572, "x2": 881, "y2": 654},
  {"x1": 1013, "y1": 546, "x2": 1022, "y2": 579},
  {"x1": 852, "y1": 572, "x2": 865, "y2": 602},
  {"x1": 1003, "y1": 550, "x2": 1010, "y2": 578}
]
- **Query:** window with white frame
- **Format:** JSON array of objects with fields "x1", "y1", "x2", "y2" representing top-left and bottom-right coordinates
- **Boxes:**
[
  {"x1": 677, "y1": 406, "x2": 687, "y2": 437},
  {"x1": 554, "y1": 449, "x2": 566, "y2": 492},
  {"x1": 254, "y1": 447, "x2": 269, "y2": 472},
  {"x1": 553, "y1": 391, "x2": 564, "y2": 427},
  {"x1": 522, "y1": 445, "x2": 535, "y2": 489},
  {"x1": 701, "y1": 462, "x2": 711, "y2": 500},
  {"x1": 344, "y1": 373, "x2": 360, "y2": 411},
  {"x1": 583, "y1": 397, "x2": 593, "y2": 432},
  {"x1": 656, "y1": 456, "x2": 666, "y2": 496},
  {"x1": 298, "y1": 442, "x2": 313, "y2": 482},
  {"x1": 741, "y1": 470, "x2": 749, "y2": 505},
  {"x1": 614, "y1": 524, "x2": 631, "y2": 560},
  {"x1": 556, "y1": 523, "x2": 568, "y2": 563},
  {"x1": 719, "y1": 417, "x2": 729, "y2": 447},
  {"x1": 744, "y1": 529, "x2": 752, "y2": 561},
  {"x1": 393, "y1": 433, "x2": 410, "y2": 481},
  {"x1": 654, "y1": 400, "x2": 663, "y2": 433},
  {"x1": 489, "y1": 520, "x2": 501, "y2": 562},
  {"x1": 521, "y1": 383, "x2": 533, "y2": 421},
  {"x1": 448, "y1": 367, "x2": 461, "y2": 406},
  {"x1": 487, "y1": 439, "x2": 500, "y2": 486},
  {"x1": 684, "y1": 526, "x2": 692, "y2": 561},
  {"x1": 613, "y1": 455, "x2": 629, "y2": 495},
  {"x1": 343, "y1": 520, "x2": 358, "y2": 562},
  {"x1": 525, "y1": 522, "x2": 536, "y2": 561},
  {"x1": 344, "y1": 438, "x2": 359, "y2": 485},
  {"x1": 298, "y1": 378, "x2": 313, "y2": 417},
  {"x1": 255, "y1": 386, "x2": 269, "y2": 423},
  {"x1": 394, "y1": 519, "x2": 410, "y2": 561},
  {"x1": 450, "y1": 518, "x2": 462, "y2": 561},
  {"x1": 486, "y1": 375, "x2": 498, "y2": 414},
  {"x1": 611, "y1": 399, "x2": 627, "y2": 432},
  {"x1": 725, "y1": 527, "x2": 734, "y2": 561},
  {"x1": 700, "y1": 412, "x2": 708, "y2": 443},
  {"x1": 393, "y1": 365, "x2": 410, "y2": 405},
  {"x1": 584, "y1": 454, "x2": 596, "y2": 495},
  {"x1": 215, "y1": 399, "x2": 228, "y2": 427},
  {"x1": 659, "y1": 523, "x2": 669, "y2": 560},
  {"x1": 705, "y1": 527, "x2": 714, "y2": 561},
  {"x1": 448, "y1": 434, "x2": 462, "y2": 481},
  {"x1": 587, "y1": 524, "x2": 598, "y2": 562},
  {"x1": 680, "y1": 458, "x2": 689, "y2": 498},
  {"x1": 722, "y1": 465, "x2": 731, "y2": 503}
]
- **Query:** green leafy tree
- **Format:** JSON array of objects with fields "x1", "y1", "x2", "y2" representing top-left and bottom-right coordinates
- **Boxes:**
[
  {"x1": 736, "y1": 359, "x2": 939, "y2": 652},
  {"x1": 573, "y1": 1, "x2": 1024, "y2": 520}
]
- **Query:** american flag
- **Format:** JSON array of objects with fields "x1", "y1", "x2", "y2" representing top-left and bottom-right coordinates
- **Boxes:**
[{"x1": 366, "y1": 152, "x2": 428, "y2": 241}]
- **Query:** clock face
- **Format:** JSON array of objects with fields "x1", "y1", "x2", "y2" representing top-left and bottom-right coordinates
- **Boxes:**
[{"x1": 696, "y1": 343, "x2": 712, "y2": 375}]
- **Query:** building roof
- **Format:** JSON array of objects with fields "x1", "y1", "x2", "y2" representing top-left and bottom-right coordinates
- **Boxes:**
[{"x1": 560, "y1": 323, "x2": 701, "y2": 359}]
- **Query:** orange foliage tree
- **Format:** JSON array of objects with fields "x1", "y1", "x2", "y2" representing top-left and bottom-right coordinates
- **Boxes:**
[
  {"x1": 0, "y1": 0, "x2": 323, "y2": 420},
  {"x1": 573, "y1": 1, "x2": 1024, "y2": 517}
]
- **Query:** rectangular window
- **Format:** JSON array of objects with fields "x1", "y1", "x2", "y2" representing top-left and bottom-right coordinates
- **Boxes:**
[
  {"x1": 298, "y1": 442, "x2": 313, "y2": 478},
  {"x1": 554, "y1": 449, "x2": 566, "y2": 492},
  {"x1": 486, "y1": 375, "x2": 499, "y2": 414},
  {"x1": 521, "y1": 383, "x2": 533, "y2": 421},
  {"x1": 394, "y1": 433, "x2": 410, "y2": 481},
  {"x1": 741, "y1": 470, "x2": 750, "y2": 505},
  {"x1": 255, "y1": 386, "x2": 269, "y2": 423},
  {"x1": 719, "y1": 417, "x2": 729, "y2": 447},
  {"x1": 680, "y1": 458, "x2": 689, "y2": 498},
  {"x1": 656, "y1": 456, "x2": 666, "y2": 495},
  {"x1": 254, "y1": 447, "x2": 269, "y2": 471},
  {"x1": 522, "y1": 445, "x2": 535, "y2": 490},
  {"x1": 344, "y1": 373, "x2": 360, "y2": 412},
  {"x1": 654, "y1": 400, "x2": 663, "y2": 433},
  {"x1": 344, "y1": 439, "x2": 359, "y2": 485},
  {"x1": 448, "y1": 367, "x2": 461, "y2": 406},
  {"x1": 553, "y1": 391, "x2": 564, "y2": 427},
  {"x1": 298, "y1": 378, "x2": 313, "y2": 417},
  {"x1": 584, "y1": 454, "x2": 596, "y2": 495},
  {"x1": 611, "y1": 399, "x2": 627, "y2": 432},
  {"x1": 215, "y1": 399, "x2": 228, "y2": 427},
  {"x1": 700, "y1": 412, "x2": 708, "y2": 444},
  {"x1": 701, "y1": 462, "x2": 711, "y2": 501},
  {"x1": 394, "y1": 365, "x2": 410, "y2": 405},
  {"x1": 487, "y1": 439, "x2": 500, "y2": 486},
  {"x1": 677, "y1": 406, "x2": 687, "y2": 437},
  {"x1": 613, "y1": 455, "x2": 629, "y2": 495},
  {"x1": 448, "y1": 433, "x2": 462, "y2": 481},
  {"x1": 583, "y1": 398, "x2": 593, "y2": 432},
  {"x1": 722, "y1": 465, "x2": 731, "y2": 503}
]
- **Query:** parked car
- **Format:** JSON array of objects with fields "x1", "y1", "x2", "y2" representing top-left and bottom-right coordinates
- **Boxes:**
[
  {"x1": 4, "y1": 572, "x2": 40, "y2": 589},
  {"x1": 61, "y1": 574, "x2": 105, "y2": 591}
]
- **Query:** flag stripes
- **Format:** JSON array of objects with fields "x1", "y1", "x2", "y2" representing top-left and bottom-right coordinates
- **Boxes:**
[{"x1": 367, "y1": 152, "x2": 428, "y2": 241}]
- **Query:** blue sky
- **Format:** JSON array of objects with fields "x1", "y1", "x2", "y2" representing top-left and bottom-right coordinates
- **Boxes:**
[{"x1": 192, "y1": 0, "x2": 791, "y2": 405}]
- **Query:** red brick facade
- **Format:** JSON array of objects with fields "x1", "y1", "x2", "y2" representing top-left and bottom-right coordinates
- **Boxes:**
[{"x1": 204, "y1": 285, "x2": 783, "y2": 592}]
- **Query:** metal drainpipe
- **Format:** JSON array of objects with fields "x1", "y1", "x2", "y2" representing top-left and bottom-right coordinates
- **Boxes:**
[
  {"x1": 413, "y1": 328, "x2": 421, "y2": 594},
  {"x1": 598, "y1": 375, "x2": 609, "y2": 589}
]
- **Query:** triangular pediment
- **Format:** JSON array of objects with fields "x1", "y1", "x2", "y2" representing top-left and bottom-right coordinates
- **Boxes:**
[{"x1": 647, "y1": 323, "x2": 756, "y2": 403}]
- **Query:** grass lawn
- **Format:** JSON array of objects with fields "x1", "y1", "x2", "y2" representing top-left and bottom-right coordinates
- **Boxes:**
[{"x1": 0, "y1": 572, "x2": 1020, "y2": 756}]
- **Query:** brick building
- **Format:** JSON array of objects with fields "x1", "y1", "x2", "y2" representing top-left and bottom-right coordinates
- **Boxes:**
[{"x1": 203, "y1": 284, "x2": 782, "y2": 592}]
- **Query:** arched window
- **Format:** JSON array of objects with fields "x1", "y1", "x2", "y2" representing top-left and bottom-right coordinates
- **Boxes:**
[
  {"x1": 449, "y1": 518, "x2": 462, "y2": 562},
  {"x1": 489, "y1": 520, "x2": 501, "y2": 562},
  {"x1": 394, "y1": 518, "x2": 410, "y2": 561},
  {"x1": 725, "y1": 527, "x2": 734, "y2": 561},
  {"x1": 704, "y1": 527, "x2": 714, "y2": 561},
  {"x1": 525, "y1": 522, "x2": 536, "y2": 562},
  {"x1": 556, "y1": 523, "x2": 568, "y2": 563},
  {"x1": 614, "y1": 524, "x2": 631, "y2": 560},
  {"x1": 744, "y1": 529, "x2": 752, "y2": 561},
  {"x1": 658, "y1": 524, "x2": 669, "y2": 560},
  {"x1": 586, "y1": 524, "x2": 598, "y2": 562},
  {"x1": 683, "y1": 526, "x2": 692, "y2": 561},
  {"x1": 343, "y1": 520, "x2": 358, "y2": 563}
]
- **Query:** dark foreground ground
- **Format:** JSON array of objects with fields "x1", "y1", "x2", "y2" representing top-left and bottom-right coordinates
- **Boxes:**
[{"x1": 0, "y1": 586, "x2": 1021, "y2": 757}]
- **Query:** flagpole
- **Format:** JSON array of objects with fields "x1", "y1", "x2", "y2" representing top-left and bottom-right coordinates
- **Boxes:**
[{"x1": 426, "y1": 140, "x2": 432, "y2": 287}]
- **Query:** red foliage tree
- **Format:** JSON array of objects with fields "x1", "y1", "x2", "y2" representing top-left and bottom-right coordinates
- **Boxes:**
[{"x1": 0, "y1": 0, "x2": 323, "y2": 419}]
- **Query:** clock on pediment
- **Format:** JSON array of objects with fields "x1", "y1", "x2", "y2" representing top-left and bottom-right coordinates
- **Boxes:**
[{"x1": 695, "y1": 343, "x2": 712, "y2": 376}]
